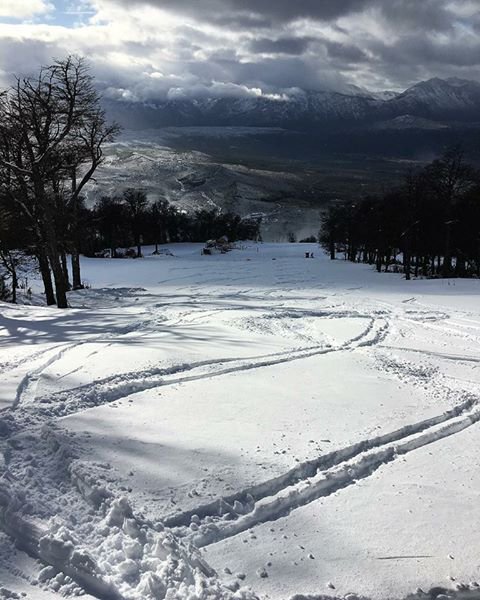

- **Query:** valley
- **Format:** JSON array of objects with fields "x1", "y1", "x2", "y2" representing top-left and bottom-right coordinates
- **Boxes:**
[{"x1": 87, "y1": 128, "x2": 418, "y2": 241}]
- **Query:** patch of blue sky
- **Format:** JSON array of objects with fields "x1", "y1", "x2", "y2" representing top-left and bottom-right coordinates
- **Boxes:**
[{"x1": 0, "y1": 0, "x2": 96, "y2": 27}]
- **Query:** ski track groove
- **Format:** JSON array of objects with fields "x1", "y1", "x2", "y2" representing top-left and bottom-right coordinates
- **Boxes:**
[
  {"x1": 6, "y1": 309, "x2": 170, "y2": 414},
  {"x1": 0, "y1": 345, "x2": 61, "y2": 376},
  {"x1": 379, "y1": 345, "x2": 480, "y2": 364},
  {"x1": 163, "y1": 391, "x2": 478, "y2": 535},
  {"x1": 26, "y1": 317, "x2": 388, "y2": 420},
  {"x1": 13, "y1": 342, "x2": 82, "y2": 409},
  {"x1": 185, "y1": 399, "x2": 480, "y2": 547}
]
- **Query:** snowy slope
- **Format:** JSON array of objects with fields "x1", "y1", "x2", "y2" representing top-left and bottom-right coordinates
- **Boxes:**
[{"x1": 1, "y1": 244, "x2": 480, "y2": 599}]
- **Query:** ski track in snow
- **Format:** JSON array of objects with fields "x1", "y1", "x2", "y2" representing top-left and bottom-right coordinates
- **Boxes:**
[
  {"x1": 173, "y1": 392, "x2": 480, "y2": 547},
  {"x1": 1, "y1": 246, "x2": 480, "y2": 600},
  {"x1": 4, "y1": 308, "x2": 388, "y2": 427},
  {"x1": 13, "y1": 343, "x2": 83, "y2": 409},
  {"x1": 0, "y1": 345, "x2": 61, "y2": 377}
]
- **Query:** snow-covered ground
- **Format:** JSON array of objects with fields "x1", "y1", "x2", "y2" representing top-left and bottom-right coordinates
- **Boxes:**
[{"x1": 1, "y1": 243, "x2": 480, "y2": 600}]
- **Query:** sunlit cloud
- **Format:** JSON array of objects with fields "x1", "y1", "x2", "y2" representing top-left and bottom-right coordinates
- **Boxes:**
[{"x1": 0, "y1": 0, "x2": 54, "y2": 19}]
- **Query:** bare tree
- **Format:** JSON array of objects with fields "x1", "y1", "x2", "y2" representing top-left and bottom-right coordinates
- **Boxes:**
[
  {"x1": 0, "y1": 56, "x2": 119, "y2": 307},
  {"x1": 424, "y1": 145, "x2": 476, "y2": 277},
  {"x1": 123, "y1": 188, "x2": 148, "y2": 257},
  {"x1": 0, "y1": 212, "x2": 19, "y2": 303}
]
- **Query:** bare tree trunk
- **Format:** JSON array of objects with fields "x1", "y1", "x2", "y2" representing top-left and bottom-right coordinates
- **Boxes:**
[
  {"x1": 455, "y1": 254, "x2": 465, "y2": 276},
  {"x1": 424, "y1": 256, "x2": 429, "y2": 277},
  {"x1": 0, "y1": 251, "x2": 18, "y2": 303},
  {"x1": 384, "y1": 251, "x2": 391, "y2": 272},
  {"x1": 70, "y1": 173, "x2": 83, "y2": 290},
  {"x1": 37, "y1": 250, "x2": 56, "y2": 305},
  {"x1": 49, "y1": 252, "x2": 68, "y2": 308},
  {"x1": 44, "y1": 211, "x2": 69, "y2": 308},
  {"x1": 61, "y1": 251, "x2": 71, "y2": 291},
  {"x1": 11, "y1": 266, "x2": 17, "y2": 304},
  {"x1": 404, "y1": 251, "x2": 411, "y2": 280},
  {"x1": 71, "y1": 251, "x2": 83, "y2": 289},
  {"x1": 443, "y1": 223, "x2": 452, "y2": 277},
  {"x1": 403, "y1": 227, "x2": 411, "y2": 280},
  {"x1": 329, "y1": 241, "x2": 335, "y2": 260}
]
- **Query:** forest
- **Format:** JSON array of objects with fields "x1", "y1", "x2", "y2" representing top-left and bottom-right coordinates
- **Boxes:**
[{"x1": 319, "y1": 147, "x2": 480, "y2": 279}]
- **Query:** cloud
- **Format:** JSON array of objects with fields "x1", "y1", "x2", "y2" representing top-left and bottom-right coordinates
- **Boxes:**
[
  {"x1": 165, "y1": 81, "x2": 288, "y2": 101},
  {"x1": 99, "y1": 0, "x2": 372, "y2": 26},
  {"x1": 0, "y1": 0, "x2": 53, "y2": 19},
  {"x1": 324, "y1": 41, "x2": 368, "y2": 63},
  {"x1": 0, "y1": 0, "x2": 478, "y2": 102},
  {"x1": 249, "y1": 36, "x2": 314, "y2": 56}
]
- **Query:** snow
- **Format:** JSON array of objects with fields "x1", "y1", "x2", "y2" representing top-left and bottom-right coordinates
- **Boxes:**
[
  {"x1": 1, "y1": 243, "x2": 480, "y2": 600},
  {"x1": 206, "y1": 423, "x2": 480, "y2": 600}
]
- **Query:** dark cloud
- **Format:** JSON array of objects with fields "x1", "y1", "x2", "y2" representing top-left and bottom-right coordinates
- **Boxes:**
[
  {"x1": 0, "y1": 38, "x2": 55, "y2": 78},
  {"x1": 104, "y1": 0, "x2": 477, "y2": 31},
  {"x1": 249, "y1": 36, "x2": 313, "y2": 56},
  {"x1": 196, "y1": 55, "x2": 348, "y2": 92},
  {"x1": 107, "y1": 0, "x2": 371, "y2": 25},
  {"x1": 324, "y1": 41, "x2": 368, "y2": 63},
  {"x1": 210, "y1": 13, "x2": 272, "y2": 30},
  {"x1": 373, "y1": 35, "x2": 480, "y2": 69},
  {"x1": 377, "y1": 0, "x2": 457, "y2": 32}
]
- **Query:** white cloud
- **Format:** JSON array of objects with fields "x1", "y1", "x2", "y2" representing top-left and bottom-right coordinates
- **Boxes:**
[{"x1": 0, "y1": 0, "x2": 53, "y2": 19}]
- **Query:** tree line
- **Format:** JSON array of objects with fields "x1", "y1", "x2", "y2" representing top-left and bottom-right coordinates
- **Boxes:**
[
  {"x1": 319, "y1": 147, "x2": 480, "y2": 279},
  {"x1": 0, "y1": 184, "x2": 261, "y2": 304},
  {"x1": 73, "y1": 191, "x2": 261, "y2": 259}
]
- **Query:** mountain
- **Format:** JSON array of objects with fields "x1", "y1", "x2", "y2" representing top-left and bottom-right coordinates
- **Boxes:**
[
  {"x1": 383, "y1": 77, "x2": 480, "y2": 121},
  {"x1": 343, "y1": 84, "x2": 400, "y2": 102},
  {"x1": 103, "y1": 77, "x2": 480, "y2": 131},
  {"x1": 103, "y1": 90, "x2": 380, "y2": 130}
]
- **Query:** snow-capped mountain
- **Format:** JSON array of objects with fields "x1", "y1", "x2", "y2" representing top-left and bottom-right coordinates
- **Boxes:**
[
  {"x1": 383, "y1": 77, "x2": 480, "y2": 120},
  {"x1": 104, "y1": 90, "x2": 380, "y2": 129},
  {"x1": 104, "y1": 77, "x2": 480, "y2": 130}
]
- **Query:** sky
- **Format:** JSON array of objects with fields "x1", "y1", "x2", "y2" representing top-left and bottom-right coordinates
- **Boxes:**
[{"x1": 0, "y1": 0, "x2": 479, "y2": 102}]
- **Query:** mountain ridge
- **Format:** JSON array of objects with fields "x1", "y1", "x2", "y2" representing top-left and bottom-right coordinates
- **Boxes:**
[{"x1": 103, "y1": 77, "x2": 480, "y2": 130}]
